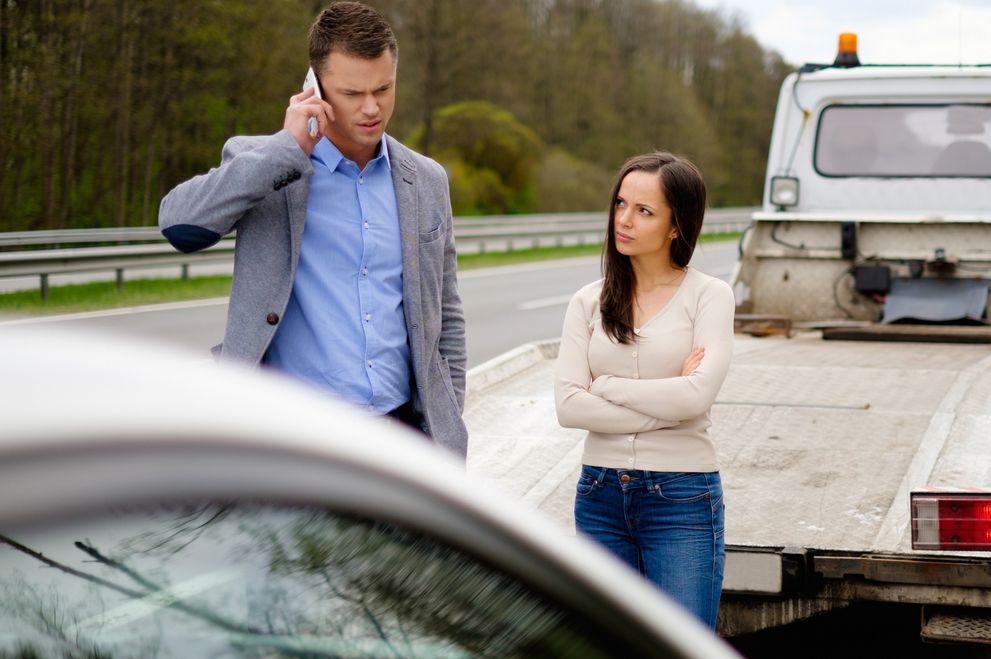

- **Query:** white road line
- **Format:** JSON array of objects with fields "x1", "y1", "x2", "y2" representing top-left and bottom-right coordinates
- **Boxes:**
[
  {"x1": 0, "y1": 297, "x2": 229, "y2": 326},
  {"x1": 518, "y1": 294, "x2": 573, "y2": 311},
  {"x1": 457, "y1": 255, "x2": 599, "y2": 280}
]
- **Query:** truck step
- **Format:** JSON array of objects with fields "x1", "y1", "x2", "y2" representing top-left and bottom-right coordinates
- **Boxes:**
[
  {"x1": 922, "y1": 608, "x2": 991, "y2": 645},
  {"x1": 822, "y1": 323, "x2": 991, "y2": 344}
]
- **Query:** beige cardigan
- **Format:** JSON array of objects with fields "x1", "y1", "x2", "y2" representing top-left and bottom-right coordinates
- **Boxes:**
[{"x1": 554, "y1": 268, "x2": 735, "y2": 472}]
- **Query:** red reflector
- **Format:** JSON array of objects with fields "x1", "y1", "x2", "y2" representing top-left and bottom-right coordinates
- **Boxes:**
[{"x1": 912, "y1": 492, "x2": 991, "y2": 551}]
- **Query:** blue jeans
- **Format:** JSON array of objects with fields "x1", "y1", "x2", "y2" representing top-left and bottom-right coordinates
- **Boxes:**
[{"x1": 574, "y1": 465, "x2": 725, "y2": 628}]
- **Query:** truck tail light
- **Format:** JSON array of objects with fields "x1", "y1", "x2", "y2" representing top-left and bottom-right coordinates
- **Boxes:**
[{"x1": 912, "y1": 492, "x2": 991, "y2": 551}]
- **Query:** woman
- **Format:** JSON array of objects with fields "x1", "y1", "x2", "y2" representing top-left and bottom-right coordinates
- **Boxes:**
[{"x1": 554, "y1": 152, "x2": 735, "y2": 628}]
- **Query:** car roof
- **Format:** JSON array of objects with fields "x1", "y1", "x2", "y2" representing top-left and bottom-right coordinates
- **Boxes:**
[{"x1": 0, "y1": 327, "x2": 739, "y2": 659}]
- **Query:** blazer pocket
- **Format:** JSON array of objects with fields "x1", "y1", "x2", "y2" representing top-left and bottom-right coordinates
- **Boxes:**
[
  {"x1": 437, "y1": 356, "x2": 459, "y2": 407},
  {"x1": 418, "y1": 224, "x2": 444, "y2": 243}
]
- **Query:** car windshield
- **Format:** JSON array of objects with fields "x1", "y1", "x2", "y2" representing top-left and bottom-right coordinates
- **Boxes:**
[
  {"x1": 0, "y1": 502, "x2": 628, "y2": 658},
  {"x1": 815, "y1": 104, "x2": 991, "y2": 177}
]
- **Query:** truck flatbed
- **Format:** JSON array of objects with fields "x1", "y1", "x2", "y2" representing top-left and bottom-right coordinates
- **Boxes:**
[{"x1": 465, "y1": 335, "x2": 991, "y2": 631}]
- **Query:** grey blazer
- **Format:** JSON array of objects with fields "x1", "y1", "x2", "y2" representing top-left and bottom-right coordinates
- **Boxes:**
[{"x1": 159, "y1": 130, "x2": 469, "y2": 457}]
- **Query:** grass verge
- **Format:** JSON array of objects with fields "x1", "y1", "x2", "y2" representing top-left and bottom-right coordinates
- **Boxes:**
[
  {"x1": 0, "y1": 232, "x2": 739, "y2": 316},
  {"x1": 0, "y1": 275, "x2": 235, "y2": 316}
]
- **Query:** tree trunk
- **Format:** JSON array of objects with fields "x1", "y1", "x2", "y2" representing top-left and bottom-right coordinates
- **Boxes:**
[
  {"x1": 60, "y1": 0, "x2": 91, "y2": 228},
  {"x1": 39, "y1": 0, "x2": 57, "y2": 228},
  {"x1": 418, "y1": 0, "x2": 443, "y2": 156},
  {"x1": 114, "y1": 0, "x2": 133, "y2": 227}
]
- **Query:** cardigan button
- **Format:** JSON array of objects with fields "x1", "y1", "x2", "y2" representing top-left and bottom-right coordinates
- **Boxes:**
[{"x1": 266, "y1": 313, "x2": 280, "y2": 326}]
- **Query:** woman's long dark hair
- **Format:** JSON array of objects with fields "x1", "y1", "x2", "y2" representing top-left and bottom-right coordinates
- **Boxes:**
[{"x1": 600, "y1": 152, "x2": 707, "y2": 344}]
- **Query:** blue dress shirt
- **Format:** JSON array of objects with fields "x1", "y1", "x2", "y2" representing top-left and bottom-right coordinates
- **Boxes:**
[{"x1": 264, "y1": 137, "x2": 411, "y2": 413}]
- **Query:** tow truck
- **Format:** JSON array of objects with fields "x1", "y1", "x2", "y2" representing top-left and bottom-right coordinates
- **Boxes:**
[{"x1": 465, "y1": 34, "x2": 991, "y2": 646}]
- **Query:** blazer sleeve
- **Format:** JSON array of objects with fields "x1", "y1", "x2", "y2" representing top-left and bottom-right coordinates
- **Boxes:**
[
  {"x1": 590, "y1": 279, "x2": 735, "y2": 419},
  {"x1": 158, "y1": 129, "x2": 313, "y2": 253},
  {"x1": 555, "y1": 291, "x2": 678, "y2": 433}
]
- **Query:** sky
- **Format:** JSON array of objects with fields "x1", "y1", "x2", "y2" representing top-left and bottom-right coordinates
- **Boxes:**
[{"x1": 690, "y1": 0, "x2": 991, "y2": 66}]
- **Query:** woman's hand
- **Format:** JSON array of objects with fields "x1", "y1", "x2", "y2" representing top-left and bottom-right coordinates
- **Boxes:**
[{"x1": 681, "y1": 346, "x2": 705, "y2": 376}]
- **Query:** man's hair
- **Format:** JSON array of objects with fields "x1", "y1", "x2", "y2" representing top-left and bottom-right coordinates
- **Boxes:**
[{"x1": 308, "y1": 2, "x2": 398, "y2": 71}]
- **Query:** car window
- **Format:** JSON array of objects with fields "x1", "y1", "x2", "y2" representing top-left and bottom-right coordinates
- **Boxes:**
[
  {"x1": 815, "y1": 104, "x2": 991, "y2": 177},
  {"x1": 0, "y1": 502, "x2": 647, "y2": 658}
]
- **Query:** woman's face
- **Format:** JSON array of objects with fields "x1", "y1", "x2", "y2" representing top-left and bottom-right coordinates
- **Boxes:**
[{"x1": 612, "y1": 170, "x2": 676, "y2": 262}]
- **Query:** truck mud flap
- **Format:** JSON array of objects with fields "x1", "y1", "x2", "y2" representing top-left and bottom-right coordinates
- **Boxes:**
[{"x1": 882, "y1": 278, "x2": 989, "y2": 325}]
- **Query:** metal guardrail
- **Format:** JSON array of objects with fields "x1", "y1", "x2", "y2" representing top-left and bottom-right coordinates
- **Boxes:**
[
  {"x1": 453, "y1": 208, "x2": 753, "y2": 253},
  {"x1": 0, "y1": 208, "x2": 754, "y2": 297}
]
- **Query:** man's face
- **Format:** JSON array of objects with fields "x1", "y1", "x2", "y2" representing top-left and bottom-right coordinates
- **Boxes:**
[{"x1": 318, "y1": 50, "x2": 397, "y2": 165}]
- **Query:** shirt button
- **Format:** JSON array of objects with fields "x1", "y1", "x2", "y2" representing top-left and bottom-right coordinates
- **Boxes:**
[
  {"x1": 632, "y1": 352, "x2": 638, "y2": 358},
  {"x1": 364, "y1": 221, "x2": 369, "y2": 229},
  {"x1": 628, "y1": 458, "x2": 634, "y2": 464},
  {"x1": 359, "y1": 177, "x2": 364, "y2": 184},
  {"x1": 367, "y1": 360, "x2": 373, "y2": 368},
  {"x1": 634, "y1": 374, "x2": 640, "y2": 379},
  {"x1": 364, "y1": 313, "x2": 370, "y2": 322},
  {"x1": 627, "y1": 437, "x2": 634, "y2": 442}
]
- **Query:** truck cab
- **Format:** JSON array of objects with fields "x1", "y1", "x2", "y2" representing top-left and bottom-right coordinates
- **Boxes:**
[{"x1": 734, "y1": 36, "x2": 991, "y2": 329}]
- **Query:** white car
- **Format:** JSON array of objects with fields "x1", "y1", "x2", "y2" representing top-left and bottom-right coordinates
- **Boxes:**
[{"x1": 0, "y1": 329, "x2": 739, "y2": 658}]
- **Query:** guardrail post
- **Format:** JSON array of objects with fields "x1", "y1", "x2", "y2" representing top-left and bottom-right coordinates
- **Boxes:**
[
  {"x1": 40, "y1": 274, "x2": 49, "y2": 300},
  {"x1": 115, "y1": 268, "x2": 124, "y2": 290},
  {"x1": 181, "y1": 264, "x2": 189, "y2": 281}
]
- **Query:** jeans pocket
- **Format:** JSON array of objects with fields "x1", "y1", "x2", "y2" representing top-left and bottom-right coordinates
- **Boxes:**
[
  {"x1": 653, "y1": 473, "x2": 712, "y2": 503},
  {"x1": 576, "y1": 474, "x2": 600, "y2": 497}
]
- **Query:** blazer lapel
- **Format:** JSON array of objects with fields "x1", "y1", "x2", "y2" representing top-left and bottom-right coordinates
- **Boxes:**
[{"x1": 389, "y1": 137, "x2": 424, "y2": 359}]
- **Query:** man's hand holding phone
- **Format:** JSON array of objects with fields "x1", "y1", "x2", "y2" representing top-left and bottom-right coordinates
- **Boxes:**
[{"x1": 285, "y1": 68, "x2": 333, "y2": 155}]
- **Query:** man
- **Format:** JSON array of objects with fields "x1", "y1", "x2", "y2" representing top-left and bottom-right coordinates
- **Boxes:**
[{"x1": 158, "y1": 2, "x2": 468, "y2": 457}]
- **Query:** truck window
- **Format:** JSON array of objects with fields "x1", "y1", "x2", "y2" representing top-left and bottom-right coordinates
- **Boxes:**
[{"x1": 815, "y1": 104, "x2": 991, "y2": 177}]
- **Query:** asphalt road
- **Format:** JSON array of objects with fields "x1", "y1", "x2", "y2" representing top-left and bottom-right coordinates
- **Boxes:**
[{"x1": 0, "y1": 240, "x2": 739, "y2": 367}]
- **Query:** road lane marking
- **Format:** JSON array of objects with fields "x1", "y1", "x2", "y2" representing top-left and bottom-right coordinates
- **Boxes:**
[
  {"x1": 457, "y1": 255, "x2": 599, "y2": 280},
  {"x1": 518, "y1": 294, "x2": 573, "y2": 311},
  {"x1": 0, "y1": 297, "x2": 230, "y2": 325}
]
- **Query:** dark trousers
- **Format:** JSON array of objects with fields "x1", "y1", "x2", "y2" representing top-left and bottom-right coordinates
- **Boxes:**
[{"x1": 385, "y1": 400, "x2": 425, "y2": 434}]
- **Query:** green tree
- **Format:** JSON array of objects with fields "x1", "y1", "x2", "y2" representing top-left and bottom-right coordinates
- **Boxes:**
[
  {"x1": 409, "y1": 100, "x2": 544, "y2": 214},
  {"x1": 0, "y1": 0, "x2": 791, "y2": 231},
  {"x1": 534, "y1": 148, "x2": 613, "y2": 213},
  {"x1": 0, "y1": 0, "x2": 311, "y2": 231}
]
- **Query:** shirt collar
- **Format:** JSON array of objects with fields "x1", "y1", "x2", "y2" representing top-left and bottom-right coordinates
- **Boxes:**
[{"x1": 311, "y1": 135, "x2": 391, "y2": 173}]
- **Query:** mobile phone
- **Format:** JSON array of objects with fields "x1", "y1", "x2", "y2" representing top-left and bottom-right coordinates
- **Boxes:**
[{"x1": 302, "y1": 67, "x2": 322, "y2": 138}]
